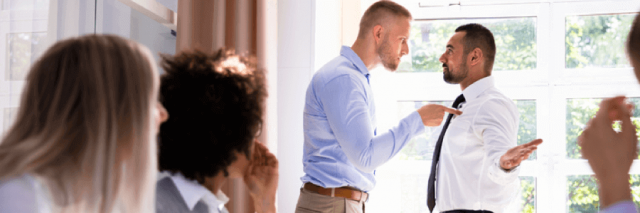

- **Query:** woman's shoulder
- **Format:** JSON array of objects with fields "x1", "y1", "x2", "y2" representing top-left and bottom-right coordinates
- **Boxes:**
[{"x1": 0, "y1": 174, "x2": 49, "y2": 213}]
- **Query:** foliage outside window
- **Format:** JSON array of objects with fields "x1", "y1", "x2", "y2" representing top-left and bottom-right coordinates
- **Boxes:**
[
  {"x1": 565, "y1": 98, "x2": 640, "y2": 159},
  {"x1": 567, "y1": 175, "x2": 640, "y2": 212},
  {"x1": 566, "y1": 14, "x2": 636, "y2": 69},
  {"x1": 7, "y1": 32, "x2": 47, "y2": 80},
  {"x1": 401, "y1": 18, "x2": 537, "y2": 72}
]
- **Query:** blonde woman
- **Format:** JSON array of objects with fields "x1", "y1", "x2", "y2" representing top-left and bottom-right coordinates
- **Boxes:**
[{"x1": 0, "y1": 35, "x2": 168, "y2": 213}]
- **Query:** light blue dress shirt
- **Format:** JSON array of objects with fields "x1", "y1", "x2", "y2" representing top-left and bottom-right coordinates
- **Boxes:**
[
  {"x1": 602, "y1": 201, "x2": 637, "y2": 213},
  {"x1": 301, "y1": 46, "x2": 425, "y2": 192}
]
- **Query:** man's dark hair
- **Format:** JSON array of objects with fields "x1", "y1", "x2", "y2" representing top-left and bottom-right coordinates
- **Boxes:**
[
  {"x1": 455, "y1": 23, "x2": 497, "y2": 74},
  {"x1": 358, "y1": 0, "x2": 412, "y2": 39},
  {"x1": 158, "y1": 49, "x2": 266, "y2": 184}
]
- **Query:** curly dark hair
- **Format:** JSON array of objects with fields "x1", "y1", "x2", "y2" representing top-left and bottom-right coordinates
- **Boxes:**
[{"x1": 158, "y1": 49, "x2": 266, "y2": 184}]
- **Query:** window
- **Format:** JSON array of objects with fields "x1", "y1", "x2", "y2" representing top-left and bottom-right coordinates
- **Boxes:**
[
  {"x1": 6, "y1": 32, "x2": 47, "y2": 80},
  {"x1": 0, "y1": 0, "x2": 52, "y2": 138},
  {"x1": 566, "y1": 14, "x2": 635, "y2": 69},
  {"x1": 367, "y1": 1, "x2": 640, "y2": 212},
  {"x1": 403, "y1": 18, "x2": 537, "y2": 72}
]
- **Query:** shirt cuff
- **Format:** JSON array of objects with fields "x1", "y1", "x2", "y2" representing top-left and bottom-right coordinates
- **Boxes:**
[
  {"x1": 602, "y1": 200, "x2": 638, "y2": 213},
  {"x1": 406, "y1": 111, "x2": 426, "y2": 135},
  {"x1": 487, "y1": 158, "x2": 520, "y2": 185}
]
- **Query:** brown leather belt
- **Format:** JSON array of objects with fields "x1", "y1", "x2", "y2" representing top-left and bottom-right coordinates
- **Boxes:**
[{"x1": 303, "y1": 183, "x2": 368, "y2": 202}]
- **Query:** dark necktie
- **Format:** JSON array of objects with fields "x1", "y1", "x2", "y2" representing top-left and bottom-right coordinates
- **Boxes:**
[{"x1": 427, "y1": 94, "x2": 466, "y2": 212}]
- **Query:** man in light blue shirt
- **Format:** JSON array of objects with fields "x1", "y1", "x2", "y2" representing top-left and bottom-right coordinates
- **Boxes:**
[{"x1": 295, "y1": 1, "x2": 461, "y2": 213}]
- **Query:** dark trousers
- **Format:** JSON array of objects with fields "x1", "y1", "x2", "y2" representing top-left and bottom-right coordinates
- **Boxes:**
[{"x1": 443, "y1": 210, "x2": 494, "y2": 213}]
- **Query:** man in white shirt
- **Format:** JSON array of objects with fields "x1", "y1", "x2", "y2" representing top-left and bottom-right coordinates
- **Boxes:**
[{"x1": 426, "y1": 23, "x2": 543, "y2": 213}]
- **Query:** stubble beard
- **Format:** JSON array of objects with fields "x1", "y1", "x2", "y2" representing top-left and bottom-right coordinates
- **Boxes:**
[
  {"x1": 443, "y1": 60, "x2": 468, "y2": 84},
  {"x1": 377, "y1": 37, "x2": 399, "y2": 71}
]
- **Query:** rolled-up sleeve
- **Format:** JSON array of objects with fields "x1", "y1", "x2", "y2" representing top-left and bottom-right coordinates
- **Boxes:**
[
  {"x1": 472, "y1": 98, "x2": 520, "y2": 185},
  {"x1": 320, "y1": 75, "x2": 424, "y2": 173}
]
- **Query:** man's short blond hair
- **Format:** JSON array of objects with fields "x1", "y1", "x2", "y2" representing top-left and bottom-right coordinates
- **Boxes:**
[{"x1": 357, "y1": 0, "x2": 412, "y2": 39}]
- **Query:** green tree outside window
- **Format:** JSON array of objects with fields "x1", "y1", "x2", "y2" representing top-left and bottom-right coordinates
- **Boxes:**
[{"x1": 401, "y1": 18, "x2": 536, "y2": 72}]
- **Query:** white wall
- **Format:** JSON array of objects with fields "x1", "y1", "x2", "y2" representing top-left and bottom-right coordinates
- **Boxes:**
[
  {"x1": 277, "y1": 0, "x2": 365, "y2": 211},
  {"x1": 277, "y1": 0, "x2": 315, "y2": 212}
]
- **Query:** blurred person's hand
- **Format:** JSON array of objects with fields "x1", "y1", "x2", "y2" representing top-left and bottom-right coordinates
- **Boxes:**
[
  {"x1": 578, "y1": 96, "x2": 638, "y2": 208},
  {"x1": 500, "y1": 139, "x2": 543, "y2": 170},
  {"x1": 244, "y1": 140, "x2": 278, "y2": 213},
  {"x1": 417, "y1": 104, "x2": 462, "y2": 127}
]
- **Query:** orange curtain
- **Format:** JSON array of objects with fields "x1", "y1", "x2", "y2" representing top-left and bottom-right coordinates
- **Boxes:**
[{"x1": 176, "y1": 0, "x2": 261, "y2": 212}]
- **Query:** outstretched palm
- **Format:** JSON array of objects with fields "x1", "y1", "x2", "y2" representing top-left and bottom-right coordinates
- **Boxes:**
[{"x1": 500, "y1": 139, "x2": 543, "y2": 170}]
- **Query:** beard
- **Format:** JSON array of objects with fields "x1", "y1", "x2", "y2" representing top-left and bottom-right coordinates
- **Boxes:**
[
  {"x1": 443, "y1": 60, "x2": 468, "y2": 84},
  {"x1": 377, "y1": 37, "x2": 399, "y2": 71}
]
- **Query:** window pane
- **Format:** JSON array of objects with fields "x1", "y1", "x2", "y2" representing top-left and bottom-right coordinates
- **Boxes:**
[
  {"x1": 402, "y1": 17, "x2": 537, "y2": 72},
  {"x1": 567, "y1": 175, "x2": 640, "y2": 212},
  {"x1": 7, "y1": 32, "x2": 47, "y2": 80},
  {"x1": 514, "y1": 100, "x2": 537, "y2": 160},
  {"x1": 397, "y1": 99, "x2": 537, "y2": 160},
  {"x1": 567, "y1": 175, "x2": 601, "y2": 212},
  {"x1": 565, "y1": 14, "x2": 636, "y2": 69},
  {"x1": 565, "y1": 98, "x2": 640, "y2": 159},
  {"x1": 519, "y1": 176, "x2": 536, "y2": 213}
]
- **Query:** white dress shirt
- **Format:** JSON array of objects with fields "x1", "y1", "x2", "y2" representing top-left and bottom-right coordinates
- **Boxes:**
[
  {"x1": 434, "y1": 76, "x2": 520, "y2": 213},
  {"x1": 162, "y1": 172, "x2": 230, "y2": 213}
]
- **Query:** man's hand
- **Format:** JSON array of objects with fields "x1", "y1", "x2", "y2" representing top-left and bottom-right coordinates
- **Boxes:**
[
  {"x1": 578, "y1": 96, "x2": 637, "y2": 208},
  {"x1": 244, "y1": 140, "x2": 279, "y2": 213},
  {"x1": 417, "y1": 104, "x2": 462, "y2": 127},
  {"x1": 500, "y1": 139, "x2": 543, "y2": 170}
]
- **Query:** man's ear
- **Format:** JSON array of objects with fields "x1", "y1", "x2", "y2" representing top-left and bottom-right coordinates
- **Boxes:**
[
  {"x1": 469, "y1": 48, "x2": 484, "y2": 66},
  {"x1": 372, "y1": 25, "x2": 383, "y2": 44}
]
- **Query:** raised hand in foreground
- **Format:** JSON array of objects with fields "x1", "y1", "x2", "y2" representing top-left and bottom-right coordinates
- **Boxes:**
[
  {"x1": 244, "y1": 140, "x2": 279, "y2": 213},
  {"x1": 579, "y1": 96, "x2": 637, "y2": 208}
]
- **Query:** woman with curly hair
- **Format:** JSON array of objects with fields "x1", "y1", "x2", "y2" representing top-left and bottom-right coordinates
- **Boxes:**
[
  {"x1": 156, "y1": 49, "x2": 277, "y2": 213},
  {"x1": 0, "y1": 35, "x2": 168, "y2": 213}
]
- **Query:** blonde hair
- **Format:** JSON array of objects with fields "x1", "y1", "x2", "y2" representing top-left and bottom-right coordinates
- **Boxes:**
[{"x1": 0, "y1": 35, "x2": 157, "y2": 213}]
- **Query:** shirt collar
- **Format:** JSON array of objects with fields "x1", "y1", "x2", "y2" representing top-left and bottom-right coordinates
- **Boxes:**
[
  {"x1": 340, "y1": 46, "x2": 370, "y2": 76},
  {"x1": 461, "y1": 75, "x2": 495, "y2": 103},
  {"x1": 169, "y1": 173, "x2": 229, "y2": 211},
  {"x1": 210, "y1": 189, "x2": 230, "y2": 211}
]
